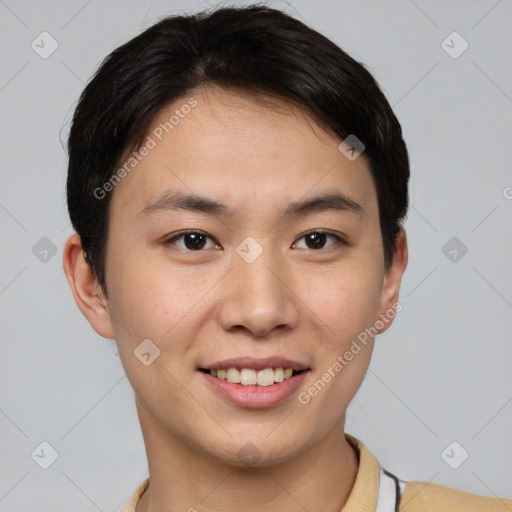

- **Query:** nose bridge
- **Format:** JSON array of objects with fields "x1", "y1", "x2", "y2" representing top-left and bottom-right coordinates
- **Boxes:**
[{"x1": 217, "y1": 239, "x2": 299, "y2": 336}]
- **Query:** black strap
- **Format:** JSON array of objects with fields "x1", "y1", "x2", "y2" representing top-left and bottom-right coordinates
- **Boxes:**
[{"x1": 383, "y1": 468, "x2": 402, "y2": 512}]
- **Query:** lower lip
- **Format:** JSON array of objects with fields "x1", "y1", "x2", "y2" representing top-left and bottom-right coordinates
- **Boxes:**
[{"x1": 200, "y1": 370, "x2": 309, "y2": 408}]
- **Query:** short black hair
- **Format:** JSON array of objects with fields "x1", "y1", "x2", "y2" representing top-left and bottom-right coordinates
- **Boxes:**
[{"x1": 66, "y1": 3, "x2": 409, "y2": 297}]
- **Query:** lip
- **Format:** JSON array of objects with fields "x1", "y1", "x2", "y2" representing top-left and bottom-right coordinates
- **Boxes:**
[
  {"x1": 200, "y1": 356, "x2": 310, "y2": 371},
  {"x1": 200, "y1": 369, "x2": 310, "y2": 408}
]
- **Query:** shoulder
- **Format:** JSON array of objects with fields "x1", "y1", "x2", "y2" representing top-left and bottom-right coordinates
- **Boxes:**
[{"x1": 400, "y1": 480, "x2": 512, "y2": 511}]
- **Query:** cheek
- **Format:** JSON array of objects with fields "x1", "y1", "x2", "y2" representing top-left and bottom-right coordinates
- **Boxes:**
[
  {"x1": 106, "y1": 249, "x2": 193, "y2": 341},
  {"x1": 299, "y1": 265, "x2": 382, "y2": 420},
  {"x1": 305, "y1": 259, "x2": 383, "y2": 340}
]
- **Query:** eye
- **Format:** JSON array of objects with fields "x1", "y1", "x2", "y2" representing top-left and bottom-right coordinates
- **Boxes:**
[
  {"x1": 164, "y1": 231, "x2": 220, "y2": 251},
  {"x1": 294, "y1": 231, "x2": 346, "y2": 250},
  {"x1": 163, "y1": 230, "x2": 346, "y2": 252}
]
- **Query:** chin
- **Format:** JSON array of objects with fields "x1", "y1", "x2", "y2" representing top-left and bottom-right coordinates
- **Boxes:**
[{"x1": 204, "y1": 435, "x2": 303, "y2": 469}]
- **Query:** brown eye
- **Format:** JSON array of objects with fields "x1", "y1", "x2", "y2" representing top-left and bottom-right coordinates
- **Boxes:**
[
  {"x1": 295, "y1": 231, "x2": 345, "y2": 250},
  {"x1": 165, "y1": 231, "x2": 219, "y2": 251}
]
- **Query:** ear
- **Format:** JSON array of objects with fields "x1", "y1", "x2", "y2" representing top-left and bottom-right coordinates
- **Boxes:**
[
  {"x1": 376, "y1": 228, "x2": 408, "y2": 334},
  {"x1": 63, "y1": 233, "x2": 114, "y2": 339}
]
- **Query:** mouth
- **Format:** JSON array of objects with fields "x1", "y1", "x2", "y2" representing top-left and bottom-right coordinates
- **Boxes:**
[
  {"x1": 198, "y1": 364, "x2": 310, "y2": 408},
  {"x1": 199, "y1": 367, "x2": 307, "y2": 387},
  {"x1": 197, "y1": 356, "x2": 311, "y2": 408}
]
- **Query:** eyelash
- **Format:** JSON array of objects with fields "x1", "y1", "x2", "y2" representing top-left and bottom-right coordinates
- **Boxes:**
[{"x1": 163, "y1": 230, "x2": 347, "y2": 252}]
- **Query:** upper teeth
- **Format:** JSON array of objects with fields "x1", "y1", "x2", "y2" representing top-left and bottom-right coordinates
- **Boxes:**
[{"x1": 210, "y1": 367, "x2": 294, "y2": 386}]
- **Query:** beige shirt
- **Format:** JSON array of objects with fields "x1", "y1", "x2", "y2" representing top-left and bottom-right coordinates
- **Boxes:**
[{"x1": 120, "y1": 434, "x2": 512, "y2": 511}]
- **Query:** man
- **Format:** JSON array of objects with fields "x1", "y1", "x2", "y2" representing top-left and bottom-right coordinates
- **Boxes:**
[{"x1": 62, "y1": 5, "x2": 512, "y2": 511}]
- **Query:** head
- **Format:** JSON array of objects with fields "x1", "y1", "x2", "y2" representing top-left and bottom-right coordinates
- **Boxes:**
[{"x1": 64, "y1": 4, "x2": 408, "y2": 466}]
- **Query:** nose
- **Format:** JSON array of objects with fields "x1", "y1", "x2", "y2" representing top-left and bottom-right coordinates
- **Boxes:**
[{"x1": 216, "y1": 246, "x2": 300, "y2": 338}]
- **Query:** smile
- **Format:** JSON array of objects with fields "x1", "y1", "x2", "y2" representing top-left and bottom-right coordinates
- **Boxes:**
[{"x1": 200, "y1": 367, "x2": 305, "y2": 386}]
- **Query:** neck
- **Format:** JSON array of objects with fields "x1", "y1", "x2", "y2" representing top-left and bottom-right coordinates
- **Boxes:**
[{"x1": 135, "y1": 405, "x2": 359, "y2": 512}]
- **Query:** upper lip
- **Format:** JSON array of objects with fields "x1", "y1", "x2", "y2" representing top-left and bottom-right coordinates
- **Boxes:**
[{"x1": 200, "y1": 356, "x2": 310, "y2": 371}]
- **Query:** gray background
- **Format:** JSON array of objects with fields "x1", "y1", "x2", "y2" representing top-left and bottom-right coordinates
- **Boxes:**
[{"x1": 1, "y1": 0, "x2": 511, "y2": 510}]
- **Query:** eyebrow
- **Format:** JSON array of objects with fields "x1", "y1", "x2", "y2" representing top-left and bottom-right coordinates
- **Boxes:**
[{"x1": 137, "y1": 189, "x2": 364, "y2": 219}]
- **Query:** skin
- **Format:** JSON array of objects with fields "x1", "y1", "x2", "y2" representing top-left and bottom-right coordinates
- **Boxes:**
[{"x1": 63, "y1": 86, "x2": 408, "y2": 512}]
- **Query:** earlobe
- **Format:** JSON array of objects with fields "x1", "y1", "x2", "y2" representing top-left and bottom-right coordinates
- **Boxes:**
[
  {"x1": 63, "y1": 233, "x2": 114, "y2": 339},
  {"x1": 376, "y1": 228, "x2": 408, "y2": 334}
]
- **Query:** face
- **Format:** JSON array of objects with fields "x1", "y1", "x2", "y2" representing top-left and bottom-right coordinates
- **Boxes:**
[{"x1": 74, "y1": 86, "x2": 406, "y2": 467}]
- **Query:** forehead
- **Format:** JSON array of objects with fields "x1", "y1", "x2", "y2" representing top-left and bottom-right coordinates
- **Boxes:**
[
  {"x1": 110, "y1": 86, "x2": 377, "y2": 222},
  {"x1": 147, "y1": 87, "x2": 339, "y2": 162}
]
